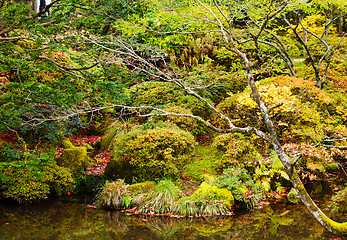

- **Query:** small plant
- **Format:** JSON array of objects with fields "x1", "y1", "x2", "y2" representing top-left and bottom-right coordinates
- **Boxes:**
[
  {"x1": 287, "y1": 188, "x2": 300, "y2": 204},
  {"x1": 213, "y1": 168, "x2": 264, "y2": 209},
  {"x1": 328, "y1": 186, "x2": 347, "y2": 214},
  {"x1": 137, "y1": 180, "x2": 182, "y2": 215},
  {"x1": 96, "y1": 180, "x2": 130, "y2": 209}
]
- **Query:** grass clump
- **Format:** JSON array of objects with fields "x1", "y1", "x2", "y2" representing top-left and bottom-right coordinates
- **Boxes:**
[
  {"x1": 137, "y1": 179, "x2": 183, "y2": 215},
  {"x1": 96, "y1": 180, "x2": 131, "y2": 209},
  {"x1": 175, "y1": 182, "x2": 233, "y2": 217}
]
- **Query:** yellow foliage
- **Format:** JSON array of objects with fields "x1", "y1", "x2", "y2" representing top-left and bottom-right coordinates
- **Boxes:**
[{"x1": 237, "y1": 84, "x2": 297, "y2": 114}]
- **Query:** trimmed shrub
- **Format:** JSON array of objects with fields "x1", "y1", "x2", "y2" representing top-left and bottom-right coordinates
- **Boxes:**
[
  {"x1": 104, "y1": 123, "x2": 196, "y2": 181},
  {"x1": 0, "y1": 154, "x2": 74, "y2": 203},
  {"x1": 211, "y1": 133, "x2": 262, "y2": 168},
  {"x1": 127, "y1": 81, "x2": 179, "y2": 107}
]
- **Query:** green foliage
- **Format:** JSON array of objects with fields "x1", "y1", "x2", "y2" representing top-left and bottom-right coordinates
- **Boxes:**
[
  {"x1": 100, "y1": 122, "x2": 133, "y2": 151},
  {"x1": 138, "y1": 179, "x2": 182, "y2": 214},
  {"x1": 149, "y1": 105, "x2": 210, "y2": 137},
  {"x1": 56, "y1": 139, "x2": 90, "y2": 175},
  {"x1": 328, "y1": 185, "x2": 347, "y2": 214},
  {"x1": 213, "y1": 168, "x2": 263, "y2": 209},
  {"x1": 96, "y1": 180, "x2": 130, "y2": 209},
  {"x1": 0, "y1": 142, "x2": 23, "y2": 162},
  {"x1": 211, "y1": 133, "x2": 262, "y2": 168},
  {"x1": 105, "y1": 123, "x2": 196, "y2": 181},
  {"x1": 253, "y1": 152, "x2": 290, "y2": 193},
  {"x1": 287, "y1": 188, "x2": 300, "y2": 204},
  {"x1": 127, "y1": 81, "x2": 179, "y2": 107},
  {"x1": 0, "y1": 154, "x2": 74, "y2": 203}
]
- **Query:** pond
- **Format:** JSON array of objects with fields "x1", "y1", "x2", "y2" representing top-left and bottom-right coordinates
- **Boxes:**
[{"x1": 0, "y1": 194, "x2": 345, "y2": 240}]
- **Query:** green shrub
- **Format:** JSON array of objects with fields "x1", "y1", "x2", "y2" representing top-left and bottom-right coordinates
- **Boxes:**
[
  {"x1": 0, "y1": 141, "x2": 23, "y2": 162},
  {"x1": 287, "y1": 188, "x2": 300, "y2": 204},
  {"x1": 104, "y1": 123, "x2": 196, "y2": 181},
  {"x1": 127, "y1": 81, "x2": 179, "y2": 107},
  {"x1": 0, "y1": 154, "x2": 74, "y2": 203},
  {"x1": 148, "y1": 105, "x2": 210, "y2": 137},
  {"x1": 328, "y1": 186, "x2": 347, "y2": 214},
  {"x1": 211, "y1": 133, "x2": 262, "y2": 168},
  {"x1": 213, "y1": 168, "x2": 264, "y2": 209}
]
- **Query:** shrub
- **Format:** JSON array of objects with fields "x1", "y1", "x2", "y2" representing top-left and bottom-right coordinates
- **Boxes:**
[
  {"x1": 104, "y1": 123, "x2": 196, "y2": 181},
  {"x1": 211, "y1": 133, "x2": 262, "y2": 168},
  {"x1": 213, "y1": 168, "x2": 264, "y2": 209},
  {"x1": 0, "y1": 154, "x2": 74, "y2": 203},
  {"x1": 148, "y1": 105, "x2": 209, "y2": 137},
  {"x1": 127, "y1": 81, "x2": 179, "y2": 107},
  {"x1": 287, "y1": 188, "x2": 300, "y2": 204},
  {"x1": 328, "y1": 186, "x2": 347, "y2": 214}
]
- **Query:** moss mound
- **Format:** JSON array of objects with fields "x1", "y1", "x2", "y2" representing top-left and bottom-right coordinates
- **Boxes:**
[{"x1": 56, "y1": 138, "x2": 89, "y2": 175}]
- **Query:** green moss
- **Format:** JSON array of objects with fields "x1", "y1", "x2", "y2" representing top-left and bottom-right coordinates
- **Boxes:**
[
  {"x1": 320, "y1": 213, "x2": 347, "y2": 235},
  {"x1": 56, "y1": 139, "x2": 89, "y2": 175},
  {"x1": 128, "y1": 181, "x2": 155, "y2": 193},
  {"x1": 200, "y1": 174, "x2": 215, "y2": 183},
  {"x1": 191, "y1": 182, "x2": 234, "y2": 208},
  {"x1": 324, "y1": 163, "x2": 340, "y2": 172},
  {"x1": 62, "y1": 138, "x2": 74, "y2": 148}
]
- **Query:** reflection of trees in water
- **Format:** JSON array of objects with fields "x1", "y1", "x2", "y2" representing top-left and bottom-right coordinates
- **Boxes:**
[{"x1": 103, "y1": 212, "x2": 235, "y2": 239}]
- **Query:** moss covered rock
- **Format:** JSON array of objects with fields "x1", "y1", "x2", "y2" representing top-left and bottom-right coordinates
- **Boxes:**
[
  {"x1": 176, "y1": 182, "x2": 234, "y2": 216},
  {"x1": 191, "y1": 182, "x2": 234, "y2": 208},
  {"x1": 128, "y1": 181, "x2": 155, "y2": 193},
  {"x1": 56, "y1": 138, "x2": 89, "y2": 175}
]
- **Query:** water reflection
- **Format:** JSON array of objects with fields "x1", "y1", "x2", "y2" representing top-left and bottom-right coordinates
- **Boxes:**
[{"x1": 0, "y1": 195, "x2": 343, "y2": 240}]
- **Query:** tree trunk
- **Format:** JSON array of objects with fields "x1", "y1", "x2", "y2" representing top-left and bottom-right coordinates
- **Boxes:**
[
  {"x1": 272, "y1": 141, "x2": 347, "y2": 235},
  {"x1": 340, "y1": 9, "x2": 344, "y2": 34}
]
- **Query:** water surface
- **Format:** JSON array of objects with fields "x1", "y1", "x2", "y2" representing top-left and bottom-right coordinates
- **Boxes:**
[{"x1": 0, "y1": 194, "x2": 344, "y2": 240}]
